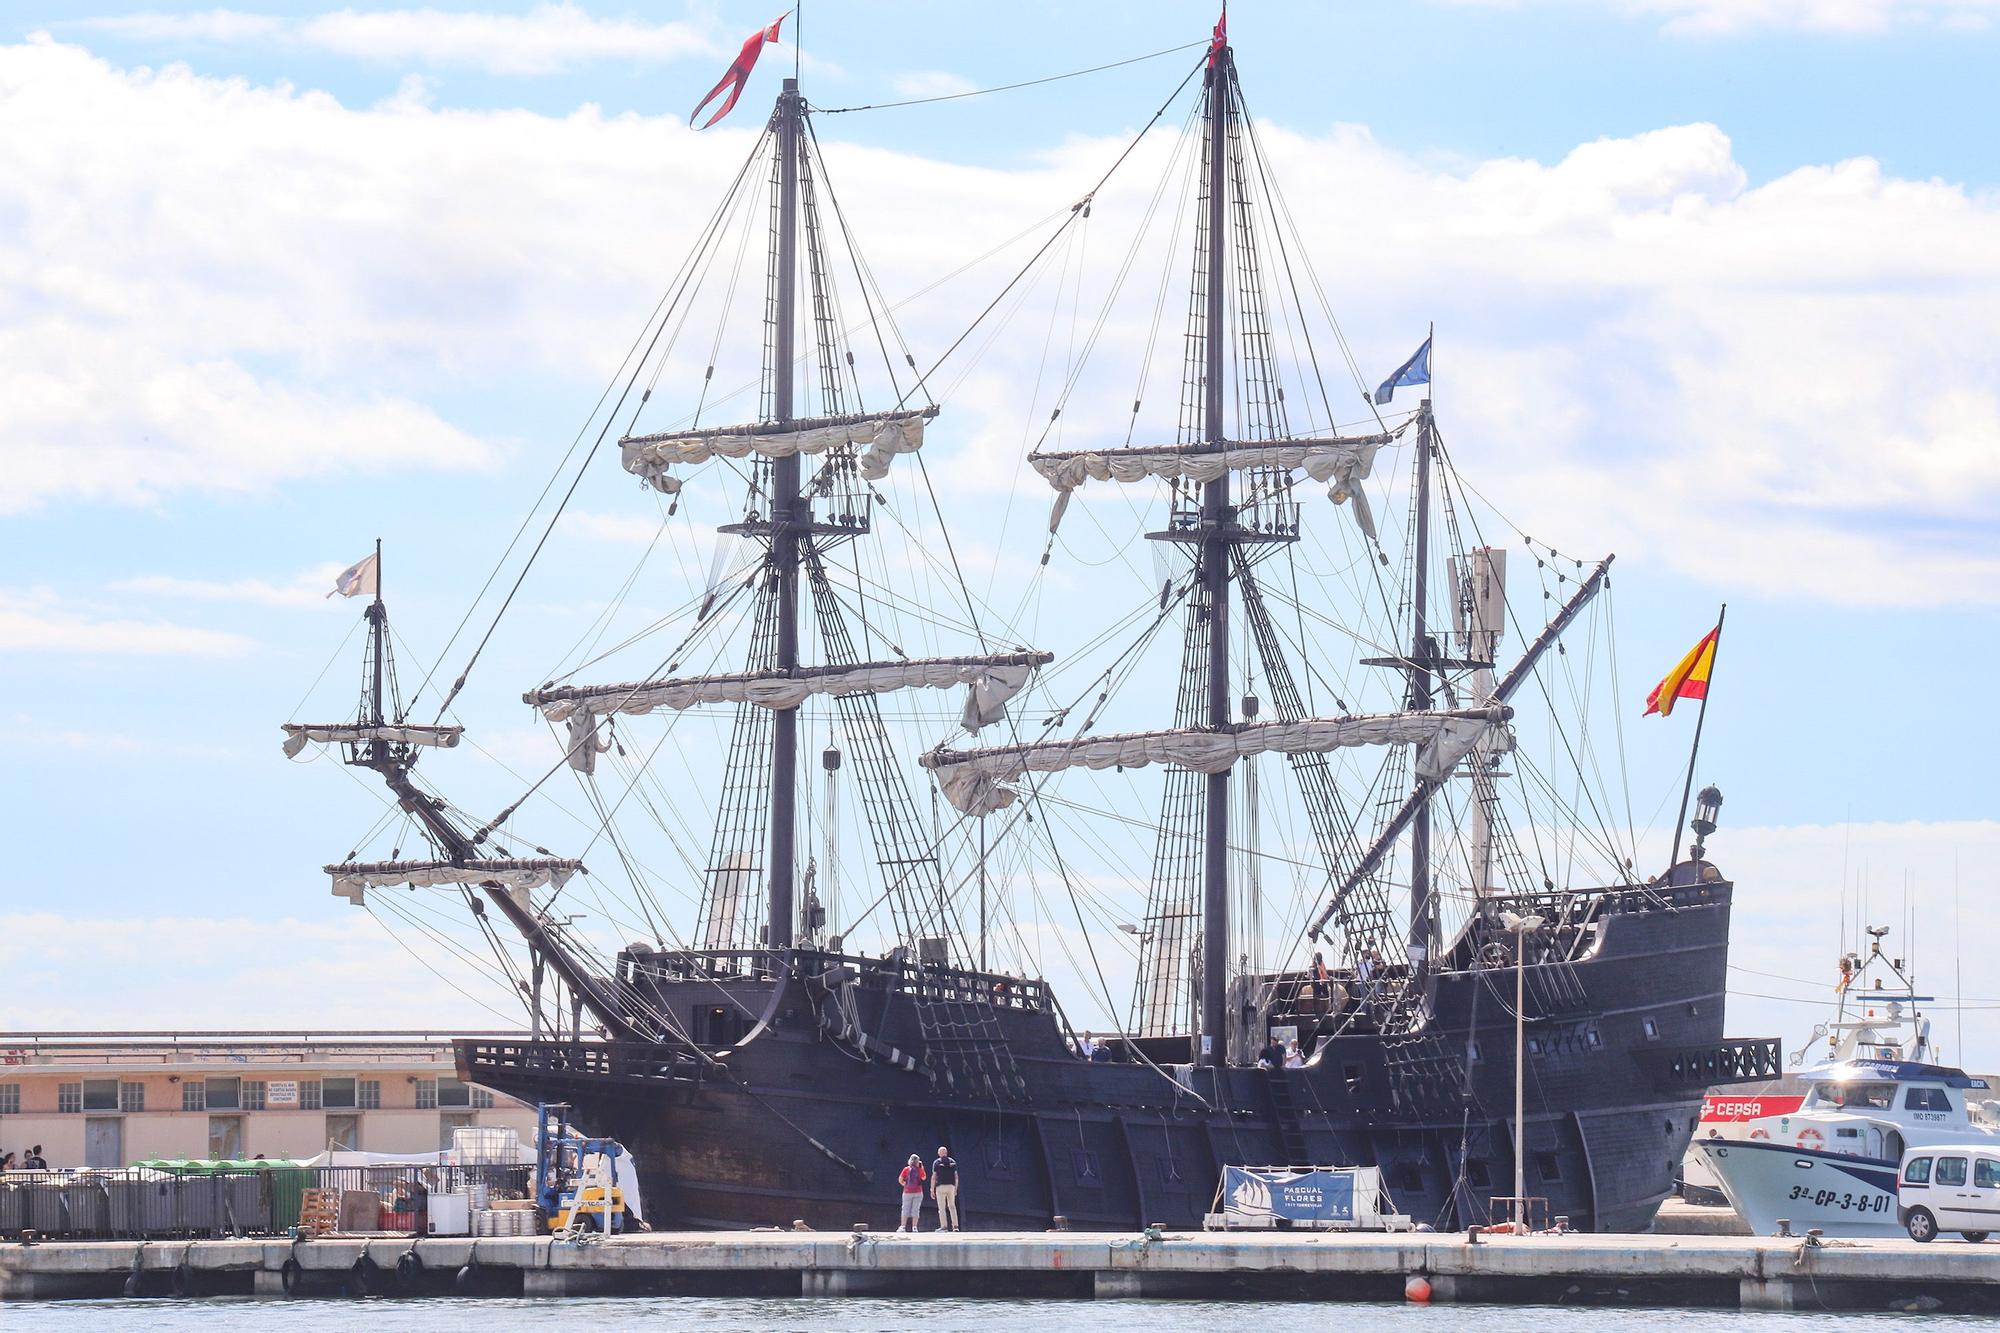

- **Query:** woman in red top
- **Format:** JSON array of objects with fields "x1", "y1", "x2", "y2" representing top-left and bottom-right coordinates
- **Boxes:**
[{"x1": 897, "y1": 1154, "x2": 927, "y2": 1232}]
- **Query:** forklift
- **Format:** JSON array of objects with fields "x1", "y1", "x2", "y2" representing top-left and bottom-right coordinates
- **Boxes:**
[{"x1": 534, "y1": 1102, "x2": 636, "y2": 1236}]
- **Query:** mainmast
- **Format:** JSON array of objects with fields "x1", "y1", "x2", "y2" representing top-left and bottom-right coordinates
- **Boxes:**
[
  {"x1": 768, "y1": 76, "x2": 803, "y2": 953},
  {"x1": 1407, "y1": 405, "x2": 1435, "y2": 982},
  {"x1": 1196, "y1": 36, "x2": 1233, "y2": 1066}
]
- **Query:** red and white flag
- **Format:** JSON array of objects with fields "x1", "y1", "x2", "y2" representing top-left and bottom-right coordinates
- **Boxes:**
[{"x1": 690, "y1": 14, "x2": 787, "y2": 130}]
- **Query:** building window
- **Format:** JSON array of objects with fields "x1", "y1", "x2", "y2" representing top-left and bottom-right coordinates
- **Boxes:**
[
  {"x1": 59, "y1": 1083, "x2": 82, "y2": 1114},
  {"x1": 204, "y1": 1078, "x2": 241, "y2": 1111},
  {"x1": 242, "y1": 1081, "x2": 266, "y2": 1112},
  {"x1": 415, "y1": 1079, "x2": 438, "y2": 1110},
  {"x1": 182, "y1": 1081, "x2": 206, "y2": 1112},
  {"x1": 1642, "y1": 1018, "x2": 1660, "y2": 1041},
  {"x1": 472, "y1": 1087, "x2": 495, "y2": 1110},
  {"x1": 0, "y1": 1084, "x2": 18, "y2": 1115},
  {"x1": 358, "y1": 1080, "x2": 381, "y2": 1111},
  {"x1": 82, "y1": 1078, "x2": 120, "y2": 1112},
  {"x1": 322, "y1": 1077, "x2": 357, "y2": 1110},
  {"x1": 1535, "y1": 1152, "x2": 1563, "y2": 1182},
  {"x1": 208, "y1": 1116, "x2": 244, "y2": 1160},
  {"x1": 119, "y1": 1082, "x2": 145, "y2": 1113},
  {"x1": 300, "y1": 1081, "x2": 323, "y2": 1110},
  {"x1": 435, "y1": 1077, "x2": 475, "y2": 1108}
]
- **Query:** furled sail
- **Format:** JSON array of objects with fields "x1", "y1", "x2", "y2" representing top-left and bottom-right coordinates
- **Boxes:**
[
  {"x1": 922, "y1": 709, "x2": 1509, "y2": 816},
  {"x1": 530, "y1": 652, "x2": 1051, "y2": 770},
  {"x1": 621, "y1": 406, "x2": 937, "y2": 495},
  {"x1": 282, "y1": 722, "x2": 465, "y2": 759},
  {"x1": 325, "y1": 856, "x2": 583, "y2": 906},
  {"x1": 1028, "y1": 430, "x2": 1402, "y2": 541}
]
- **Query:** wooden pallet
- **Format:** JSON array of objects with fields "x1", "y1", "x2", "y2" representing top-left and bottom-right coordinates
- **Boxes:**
[{"x1": 297, "y1": 1188, "x2": 339, "y2": 1237}]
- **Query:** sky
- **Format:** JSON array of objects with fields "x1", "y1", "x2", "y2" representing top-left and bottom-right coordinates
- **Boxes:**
[{"x1": 0, "y1": 1, "x2": 1996, "y2": 1070}]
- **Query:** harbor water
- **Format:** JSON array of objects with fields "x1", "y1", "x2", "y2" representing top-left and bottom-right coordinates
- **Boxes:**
[{"x1": 6, "y1": 1299, "x2": 1996, "y2": 1330}]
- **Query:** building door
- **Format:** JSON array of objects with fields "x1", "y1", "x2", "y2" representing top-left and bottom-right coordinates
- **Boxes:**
[
  {"x1": 84, "y1": 1117, "x2": 123, "y2": 1169},
  {"x1": 326, "y1": 1114, "x2": 361, "y2": 1152}
]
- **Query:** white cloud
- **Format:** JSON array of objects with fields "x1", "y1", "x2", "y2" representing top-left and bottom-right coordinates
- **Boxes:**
[
  {"x1": 8, "y1": 37, "x2": 2000, "y2": 603},
  {"x1": 1438, "y1": 0, "x2": 2000, "y2": 32},
  {"x1": 890, "y1": 70, "x2": 976, "y2": 100},
  {"x1": 111, "y1": 566, "x2": 347, "y2": 608},
  {"x1": 74, "y1": 4, "x2": 718, "y2": 74},
  {"x1": 1624, "y1": 0, "x2": 2000, "y2": 34},
  {"x1": 568, "y1": 510, "x2": 669, "y2": 545},
  {"x1": 0, "y1": 588, "x2": 255, "y2": 657},
  {"x1": 0, "y1": 910, "x2": 521, "y2": 1028}
]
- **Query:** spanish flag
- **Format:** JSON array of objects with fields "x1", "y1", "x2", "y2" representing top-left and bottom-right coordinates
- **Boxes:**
[{"x1": 1645, "y1": 625, "x2": 1719, "y2": 718}]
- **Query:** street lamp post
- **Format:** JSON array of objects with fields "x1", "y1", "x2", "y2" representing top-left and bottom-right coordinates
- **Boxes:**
[{"x1": 1502, "y1": 909, "x2": 1544, "y2": 1231}]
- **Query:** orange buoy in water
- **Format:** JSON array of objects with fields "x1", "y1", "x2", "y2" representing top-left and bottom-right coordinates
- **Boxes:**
[{"x1": 1405, "y1": 1275, "x2": 1433, "y2": 1303}]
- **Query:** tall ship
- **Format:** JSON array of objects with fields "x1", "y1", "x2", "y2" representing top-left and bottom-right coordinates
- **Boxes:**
[{"x1": 284, "y1": 18, "x2": 1776, "y2": 1232}]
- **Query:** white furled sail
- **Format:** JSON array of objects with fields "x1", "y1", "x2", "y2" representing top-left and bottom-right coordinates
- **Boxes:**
[
  {"x1": 282, "y1": 722, "x2": 464, "y2": 759},
  {"x1": 1028, "y1": 430, "x2": 1402, "y2": 541},
  {"x1": 923, "y1": 709, "x2": 1509, "y2": 816},
  {"x1": 529, "y1": 651, "x2": 1052, "y2": 771},
  {"x1": 620, "y1": 407, "x2": 937, "y2": 495},
  {"x1": 325, "y1": 856, "x2": 583, "y2": 906}
]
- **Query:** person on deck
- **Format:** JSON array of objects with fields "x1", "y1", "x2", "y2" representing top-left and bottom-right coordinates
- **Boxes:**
[
  {"x1": 1089, "y1": 1038, "x2": 1114, "y2": 1063},
  {"x1": 897, "y1": 1154, "x2": 927, "y2": 1232},
  {"x1": 1258, "y1": 1036, "x2": 1286, "y2": 1070},
  {"x1": 1311, "y1": 951, "x2": 1332, "y2": 1015},
  {"x1": 1284, "y1": 1040, "x2": 1305, "y2": 1069},
  {"x1": 1077, "y1": 1032, "x2": 1097, "y2": 1060},
  {"x1": 0, "y1": 1152, "x2": 15, "y2": 1172},
  {"x1": 932, "y1": 1145, "x2": 961, "y2": 1231},
  {"x1": 23, "y1": 1146, "x2": 47, "y2": 1170}
]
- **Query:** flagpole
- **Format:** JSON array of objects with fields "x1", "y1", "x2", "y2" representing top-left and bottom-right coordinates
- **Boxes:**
[{"x1": 1668, "y1": 603, "x2": 1725, "y2": 869}]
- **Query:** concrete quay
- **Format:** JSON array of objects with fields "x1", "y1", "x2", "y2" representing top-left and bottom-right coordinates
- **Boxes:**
[{"x1": 5, "y1": 1230, "x2": 1997, "y2": 1312}]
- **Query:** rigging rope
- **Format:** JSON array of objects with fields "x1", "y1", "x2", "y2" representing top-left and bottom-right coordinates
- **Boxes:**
[{"x1": 812, "y1": 39, "x2": 1206, "y2": 114}]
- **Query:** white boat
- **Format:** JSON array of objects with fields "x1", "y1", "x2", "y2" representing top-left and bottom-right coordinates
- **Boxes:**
[{"x1": 1696, "y1": 929, "x2": 1996, "y2": 1236}]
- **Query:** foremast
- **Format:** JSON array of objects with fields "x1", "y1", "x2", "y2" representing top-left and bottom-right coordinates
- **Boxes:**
[
  {"x1": 284, "y1": 549, "x2": 648, "y2": 1042},
  {"x1": 768, "y1": 75, "x2": 804, "y2": 954}
]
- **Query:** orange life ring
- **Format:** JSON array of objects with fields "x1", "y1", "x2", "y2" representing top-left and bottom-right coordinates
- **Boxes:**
[
  {"x1": 1748, "y1": 1128, "x2": 1770, "y2": 1141},
  {"x1": 1797, "y1": 1128, "x2": 1824, "y2": 1150}
]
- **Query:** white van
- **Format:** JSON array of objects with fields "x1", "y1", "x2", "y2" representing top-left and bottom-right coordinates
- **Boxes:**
[{"x1": 1897, "y1": 1145, "x2": 2000, "y2": 1242}]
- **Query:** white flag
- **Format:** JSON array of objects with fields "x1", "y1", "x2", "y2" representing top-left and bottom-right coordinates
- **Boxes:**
[{"x1": 328, "y1": 552, "x2": 380, "y2": 599}]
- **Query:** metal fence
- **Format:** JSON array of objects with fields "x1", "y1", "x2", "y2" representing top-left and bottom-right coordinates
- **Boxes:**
[{"x1": 0, "y1": 1164, "x2": 534, "y2": 1241}]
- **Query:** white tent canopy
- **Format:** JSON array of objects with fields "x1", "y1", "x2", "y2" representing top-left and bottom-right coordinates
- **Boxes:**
[{"x1": 922, "y1": 710, "x2": 1508, "y2": 816}]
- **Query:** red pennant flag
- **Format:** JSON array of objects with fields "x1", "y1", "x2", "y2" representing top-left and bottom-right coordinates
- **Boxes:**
[
  {"x1": 690, "y1": 14, "x2": 786, "y2": 130},
  {"x1": 1208, "y1": 6, "x2": 1227, "y2": 66}
]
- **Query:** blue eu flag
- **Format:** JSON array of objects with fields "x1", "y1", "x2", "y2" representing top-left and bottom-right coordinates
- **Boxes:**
[{"x1": 1374, "y1": 335, "x2": 1432, "y2": 405}]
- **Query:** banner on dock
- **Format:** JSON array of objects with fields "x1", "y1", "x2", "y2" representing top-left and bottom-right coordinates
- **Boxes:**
[{"x1": 1223, "y1": 1166, "x2": 1359, "y2": 1224}]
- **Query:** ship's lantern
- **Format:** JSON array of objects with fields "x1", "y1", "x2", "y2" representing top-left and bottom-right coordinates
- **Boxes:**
[{"x1": 1691, "y1": 785, "x2": 1723, "y2": 858}]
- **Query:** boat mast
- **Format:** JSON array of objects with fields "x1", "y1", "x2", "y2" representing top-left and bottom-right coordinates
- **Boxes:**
[
  {"x1": 1407, "y1": 405, "x2": 1434, "y2": 982},
  {"x1": 366, "y1": 537, "x2": 385, "y2": 732},
  {"x1": 1197, "y1": 36, "x2": 1232, "y2": 1067},
  {"x1": 768, "y1": 77, "x2": 802, "y2": 954}
]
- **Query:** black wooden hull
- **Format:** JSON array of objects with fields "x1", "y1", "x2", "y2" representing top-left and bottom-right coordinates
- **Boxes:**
[{"x1": 463, "y1": 878, "x2": 1765, "y2": 1233}]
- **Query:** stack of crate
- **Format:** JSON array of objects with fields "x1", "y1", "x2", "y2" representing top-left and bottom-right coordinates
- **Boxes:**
[{"x1": 297, "y1": 1188, "x2": 339, "y2": 1237}]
